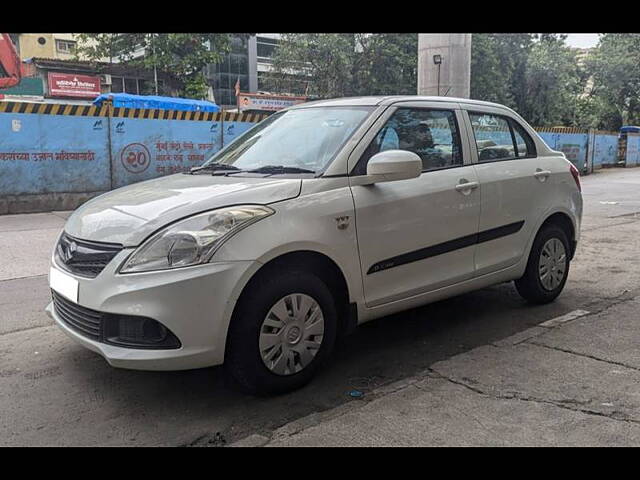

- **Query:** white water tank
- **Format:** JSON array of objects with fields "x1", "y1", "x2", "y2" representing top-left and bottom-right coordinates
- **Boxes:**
[{"x1": 418, "y1": 34, "x2": 471, "y2": 98}]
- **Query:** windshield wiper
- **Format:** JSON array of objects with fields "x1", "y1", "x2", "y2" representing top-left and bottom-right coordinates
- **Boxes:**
[
  {"x1": 244, "y1": 165, "x2": 316, "y2": 174},
  {"x1": 188, "y1": 163, "x2": 242, "y2": 174}
]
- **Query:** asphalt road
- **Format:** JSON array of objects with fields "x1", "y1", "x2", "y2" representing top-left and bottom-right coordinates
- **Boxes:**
[{"x1": 2, "y1": 168, "x2": 640, "y2": 446}]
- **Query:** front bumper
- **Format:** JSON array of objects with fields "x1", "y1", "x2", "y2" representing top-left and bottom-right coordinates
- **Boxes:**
[{"x1": 47, "y1": 249, "x2": 258, "y2": 371}]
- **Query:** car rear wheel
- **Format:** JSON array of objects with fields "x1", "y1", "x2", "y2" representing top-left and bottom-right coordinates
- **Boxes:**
[
  {"x1": 515, "y1": 224, "x2": 571, "y2": 304},
  {"x1": 224, "y1": 269, "x2": 337, "y2": 396}
]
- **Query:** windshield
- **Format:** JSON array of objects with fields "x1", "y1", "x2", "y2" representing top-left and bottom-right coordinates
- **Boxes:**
[{"x1": 201, "y1": 106, "x2": 373, "y2": 174}]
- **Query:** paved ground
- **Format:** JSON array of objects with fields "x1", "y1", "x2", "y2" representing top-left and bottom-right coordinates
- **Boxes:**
[{"x1": 1, "y1": 168, "x2": 640, "y2": 446}]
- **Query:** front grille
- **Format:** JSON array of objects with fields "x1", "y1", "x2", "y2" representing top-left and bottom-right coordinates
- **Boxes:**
[
  {"x1": 55, "y1": 232, "x2": 123, "y2": 278},
  {"x1": 51, "y1": 291, "x2": 181, "y2": 349},
  {"x1": 52, "y1": 290, "x2": 103, "y2": 341}
]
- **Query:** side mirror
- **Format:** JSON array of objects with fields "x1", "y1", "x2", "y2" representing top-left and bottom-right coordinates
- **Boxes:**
[{"x1": 361, "y1": 150, "x2": 422, "y2": 185}]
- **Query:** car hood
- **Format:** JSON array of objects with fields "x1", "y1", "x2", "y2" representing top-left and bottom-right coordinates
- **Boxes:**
[{"x1": 64, "y1": 174, "x2": 302, "y2": 246}]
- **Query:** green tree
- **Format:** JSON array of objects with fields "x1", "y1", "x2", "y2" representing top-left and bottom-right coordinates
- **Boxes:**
[
  {"x1": 582, "y1": 34, "x2": 640, "y2": 130},
  {"x1": 470, "y1": 33, "x2": 533, "y2": 107},
  {"x1": 357, "y1": 33, "x2": 418, "y2": 96},
  {"x1": 471, "y1": 34, "x2": 586, "y2": 127},
  {"x1": 75, "y1": 33, "x2": 232, "y2": 99},
  {"x1": 265, "y1": 33, "x2": 418, "y2": 98},
  {"x1": 520, "y1": 34, "x2": 583, "y2": 126},
  {"x1": 265, "y1": 34, "x2": 358, "y2": 98}
]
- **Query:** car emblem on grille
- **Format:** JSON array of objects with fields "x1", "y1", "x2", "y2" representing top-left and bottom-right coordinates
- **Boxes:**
[{"x1": 60, "y1": 238, "x2": 77, "y2": 263}]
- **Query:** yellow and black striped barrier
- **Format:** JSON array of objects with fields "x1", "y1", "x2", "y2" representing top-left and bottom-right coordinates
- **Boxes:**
[
  {"x1": 0, "y1": 101, "x2": 110, "y2": 117},
  {"x1": 110, "y1": 107, "x2": 268, "y2": 122},
  {"x1": 0, "y1": 101, "x2": 268, "y2": 123},
  {"x1": 533, "y1": 126, "x2": 589, "y2": 134}
]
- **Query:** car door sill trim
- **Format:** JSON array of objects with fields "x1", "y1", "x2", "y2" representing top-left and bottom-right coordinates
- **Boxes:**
[
  {"x1": 364, "y1": 261, "x2": 522, "y2": 309},
  {"x1": 367, "y1": 220, "x2": 524, "y2": 275}
]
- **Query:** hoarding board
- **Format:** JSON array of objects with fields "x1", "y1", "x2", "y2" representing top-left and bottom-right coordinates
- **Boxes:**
[
  {"x1": 238, "y1": 93, "x2": 306, "y2": 112},
  {"x1": 48, "y1": 73, "x2": 101, "y2": 99}
]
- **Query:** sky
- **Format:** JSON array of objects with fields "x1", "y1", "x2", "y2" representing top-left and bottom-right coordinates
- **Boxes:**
[{"x1": 563, "y1": 33, "x2": 600, "y2": 49}]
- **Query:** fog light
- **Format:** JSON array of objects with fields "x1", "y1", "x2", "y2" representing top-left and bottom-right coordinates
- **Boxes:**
[{"x1": 104, "y1": 315, "x2": 181, "y2": 349}]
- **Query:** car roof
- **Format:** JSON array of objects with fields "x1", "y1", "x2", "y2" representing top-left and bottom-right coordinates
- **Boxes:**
[{"x1": 292, "y1": 95, "x2": 511, "y2": 110}]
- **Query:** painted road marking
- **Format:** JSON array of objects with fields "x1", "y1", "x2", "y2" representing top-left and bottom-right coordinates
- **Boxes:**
[{"x1": 539, "y1": 309, "x2": 590, "y2": 328}]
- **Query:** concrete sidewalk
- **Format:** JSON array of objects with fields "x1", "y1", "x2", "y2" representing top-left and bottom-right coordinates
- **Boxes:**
[{"x1": 236, "y1": 297, "x2": 640, "y2": 446}]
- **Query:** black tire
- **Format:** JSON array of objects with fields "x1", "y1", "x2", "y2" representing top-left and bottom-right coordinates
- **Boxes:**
[
  {"x1": 515, "y1": 223, "x2": 571, "y2": 304},
  {"x1": 224, "y1": 269, "x2": 337, "y2": 396}
]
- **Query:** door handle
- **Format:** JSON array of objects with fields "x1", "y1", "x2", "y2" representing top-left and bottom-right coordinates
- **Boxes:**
[
  {"x1": 455, "y1": 180, "x2": 479, "y2": 193},
  {"x1": 534, "y1": 169, "x2": 551, "y2": 181}
]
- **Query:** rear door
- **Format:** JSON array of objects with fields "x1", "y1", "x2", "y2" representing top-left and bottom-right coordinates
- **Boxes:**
[
  {"x1": 462, "y1": 107, "x2": 554, "y2": 275},
  {"x1": 349, "y1": 103, "x2": 481, "y2": 307}
]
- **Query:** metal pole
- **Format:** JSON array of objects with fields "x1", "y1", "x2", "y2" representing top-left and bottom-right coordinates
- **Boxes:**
[
  {"x1": 152, "y1": 34, "x2": 158, "y2": 95},
  {"x1": 437, "y1": 63, "x2": 441, "y2": 96}
]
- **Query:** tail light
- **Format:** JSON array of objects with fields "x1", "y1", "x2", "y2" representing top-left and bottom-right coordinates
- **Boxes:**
[{"x1": 569, "y1": 163, "x2": 581, "y2": 192}]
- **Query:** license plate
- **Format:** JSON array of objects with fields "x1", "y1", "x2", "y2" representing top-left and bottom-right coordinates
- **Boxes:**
[{"x1": 49, "y1": 267, "x2": 79, "y2": 303}]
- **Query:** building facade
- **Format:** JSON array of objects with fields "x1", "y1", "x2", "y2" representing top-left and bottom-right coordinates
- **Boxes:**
[
  {"x1": 205, "y1": 34, "x2": 307, "y2": 110},
  {"x1": 2, "y1": 34, "x2": 179, "y2": 102},
  {"x1": 14, "y1": 34, "x2": 81, "y2": 61},
  {"x1": 1, "y1": 57, "x2": 180, "y2": 103},
  {"x1": 4, "y1": 33, "x2": 304, "y2": 107},
  {"x1": 11, "y1": 34, "x2": 110, "y2": 63}
]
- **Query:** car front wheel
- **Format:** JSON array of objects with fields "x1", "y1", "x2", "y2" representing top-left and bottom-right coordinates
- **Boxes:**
[{"x1": 224, "y1": 269, "x2": 337, "y2": 395}]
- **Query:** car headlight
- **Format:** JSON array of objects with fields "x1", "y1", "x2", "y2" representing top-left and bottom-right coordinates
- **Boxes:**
[{"x1": 120, "y1": 205, "x2": 274, "y2": 273}]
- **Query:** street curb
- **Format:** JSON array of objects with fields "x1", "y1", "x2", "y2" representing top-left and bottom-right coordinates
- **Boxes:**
[
  {"x1": 539, "y1": 309, "x2": 590, "y2": 328},
  {"x1": 491, "y1": 326, "x2": 549, "y2": 347},
  {"x1": 229, "y1": 434, "x2": 270, "y2": 447}
]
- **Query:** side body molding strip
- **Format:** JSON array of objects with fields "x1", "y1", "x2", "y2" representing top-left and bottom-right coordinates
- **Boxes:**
[{"x1": 367, "y1": 220, "x2": 525, "y2": 275}]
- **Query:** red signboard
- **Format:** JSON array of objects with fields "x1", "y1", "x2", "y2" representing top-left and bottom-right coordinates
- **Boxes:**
[{"x1": 47, "y1": 72, "x2": 101, "y2": 98}]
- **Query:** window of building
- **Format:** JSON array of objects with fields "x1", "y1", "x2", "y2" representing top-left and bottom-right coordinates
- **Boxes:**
[
  {"x1": 230, "y1": 35, "x2": 249, "y2": 54},
  {"x1": 469, "y1": 112, "x2": 536, "y2": 161},
  {"x1": 124, "y1": 77, "x2": 138, "y2": 94},
  {"x1": 55, "y1": 39, "x2": 76, "y2": 54},
  {"x1": 109, "y1": 76, "x2": 151, "y2": 95},
  {"x1": 110, "y1": 76, "x2": 124, "y2": 93},
  {"x1": 138, "y1": 79, "x2": 150, "y2": 95},
  {"x1": 356, "y1": 108, "x2": 462, "y2": 175},
  {"x1": 257, "y1": 37, "x2": 279, "y2": 61},
  {"x1": 206, "y1": 34, "x2": 250, "y2": 108}
]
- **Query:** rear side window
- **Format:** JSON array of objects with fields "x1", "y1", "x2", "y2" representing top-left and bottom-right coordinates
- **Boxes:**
[
  {"x1": 469, "y1": 112, "x2": 536, "y2": 162},
  {"x1": 510, "y1": 119, "x2": 536, "y2": 157},
  {"x1": 354, "y1": 107, "x2": 462, "y2": 175}
]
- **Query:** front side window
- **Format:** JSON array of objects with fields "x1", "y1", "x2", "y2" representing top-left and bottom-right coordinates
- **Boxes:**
[
  {"x1": 202, "y1": 106, "x2": 373, "y2": 173},
  {"x1": 355, "y1": 107, "x2": 462, "y2": 175},
  {"x1": 469, "y1": 112, "x2": 536, "y2": 161}
]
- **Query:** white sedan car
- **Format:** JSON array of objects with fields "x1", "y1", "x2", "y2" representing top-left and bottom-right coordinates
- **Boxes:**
[{"x1": 47, "y1": 96, "x2": 582, "y2": 395}]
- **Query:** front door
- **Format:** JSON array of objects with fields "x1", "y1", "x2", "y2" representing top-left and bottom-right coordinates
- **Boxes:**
[{"x1": 350, "y1": 106, "x2": 481, "y2": 307}]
